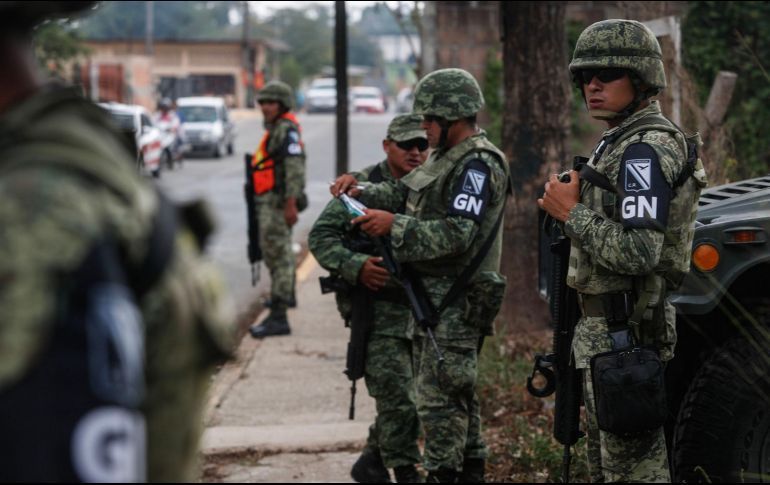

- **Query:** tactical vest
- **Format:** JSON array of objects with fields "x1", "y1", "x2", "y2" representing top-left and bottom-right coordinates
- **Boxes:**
[
  {"x1": 567, "y1": 106, "x2": 707, "y2": 320},
  {"x1": 400, "y1": 134, "x2": 512, "y2": 277},
  {"x1": 252, "y1": 112, "x2": 303, "y2": 195},
  {"x1": 0, "y1": 90, "x2": 191, "y2": 482}
]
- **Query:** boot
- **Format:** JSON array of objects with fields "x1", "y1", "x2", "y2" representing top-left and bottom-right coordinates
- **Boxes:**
[
  {"x1": 425, "y1": 468, "x2": 457, "y2": 483},
  {"x1": 457, "y1": 458, "x2": 485, "y2": 483},
  {"x1": 351, "y1": 447, "x2": 391, "y2": 483},
  {"x1": 249, "y1": 311, "x2": 290, "y2": 339},
  {"x1": 394, "y1": 464, "x2": 422, "y2": 483}
]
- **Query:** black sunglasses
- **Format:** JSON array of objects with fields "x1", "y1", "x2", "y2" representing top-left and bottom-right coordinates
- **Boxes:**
[
  {"x1": 577, "y1": 68, "x2": 627, "y2": 85},
  {"x1": 395, "y1": 138, "x2": 429, "y2": 152}
]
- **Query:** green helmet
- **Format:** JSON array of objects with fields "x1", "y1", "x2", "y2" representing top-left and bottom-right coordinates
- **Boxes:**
[
  {"x1": 412, "y1": 68, "x2": 484, "y2": 121},
  {"x1": 257, "y1": 80, "x2": 294, "y2": 110},
  {"x1": 569, "y1": 19, "x2": 666, "y2": 92}
]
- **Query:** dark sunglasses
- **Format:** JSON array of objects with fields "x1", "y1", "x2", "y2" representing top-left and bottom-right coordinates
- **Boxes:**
[
  {"x1": 395, "y1": 138, "x2": 429, "y2": 152},
  {"x1": 577, "y1": 68, "x2": 627, "y2": 85}
]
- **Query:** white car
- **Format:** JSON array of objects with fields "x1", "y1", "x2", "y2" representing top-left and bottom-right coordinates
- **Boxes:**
[
  {"x1": 306, "y1": 78, "x2": 337, "y2": 113},
  {"x1": 351, "y1": 86, "x2": 386, "y2": 114},
  {"x1": 100, "y1": 102, "x2": 163, "y2": 177},
  {"x1": 177, "y1": 97, "x2": 235, "y2": 158},
  {"x1": 396, "y1": 87, "x2": 414, "y2": 113}
]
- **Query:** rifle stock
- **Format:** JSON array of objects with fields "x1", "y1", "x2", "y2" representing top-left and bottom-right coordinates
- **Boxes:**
[{"x1": 244, "y1": 154, "x2": 262, "y2": 286}]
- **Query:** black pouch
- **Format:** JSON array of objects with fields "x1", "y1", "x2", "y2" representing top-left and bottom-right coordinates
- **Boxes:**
[{"x1": 590, "y1": 346, "x2": 666, "y2": 436}]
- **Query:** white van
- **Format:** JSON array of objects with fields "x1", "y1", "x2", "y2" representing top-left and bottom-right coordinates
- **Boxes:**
[{"x1": 177, "y1": 97, "x2": 236, "y2": 158}]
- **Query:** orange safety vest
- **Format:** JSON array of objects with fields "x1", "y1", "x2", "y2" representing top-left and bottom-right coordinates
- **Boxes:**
[{"x1": 252, "y1": 113, "x2": 302, "y2": 195}]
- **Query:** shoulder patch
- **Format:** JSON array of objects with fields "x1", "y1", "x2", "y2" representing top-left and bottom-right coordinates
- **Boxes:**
[
  {"x1": 447, "y1": 158, "x2": 491, "y2": 223},
  {"x1": 284, "y1": 128, "x2": 303, "y2": 156},
  {"x1": 618, "y1": 142, "x2": 671, "y2": 231}
]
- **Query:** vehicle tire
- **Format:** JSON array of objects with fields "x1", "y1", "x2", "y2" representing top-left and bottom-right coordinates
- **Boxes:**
[
  {"x1": 672, "y1": 326, "x2": 770, "y2": 482},
  {"x1": 227, "y1": 142, "x2": 234, "y2": 155},
  {"x1": 213, "y1": 141, "x2": 223, "y2": 158},
  {"x1": 152, "y1": 167, "x2": 161, "y2": 179}
]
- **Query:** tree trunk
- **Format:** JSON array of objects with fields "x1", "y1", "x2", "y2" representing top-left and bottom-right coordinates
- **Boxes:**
[{"x1": 499, "y1": 2, "x2": 570, "y2": 332}]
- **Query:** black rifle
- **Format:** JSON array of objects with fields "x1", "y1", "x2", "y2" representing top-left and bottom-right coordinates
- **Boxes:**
[
  {"x1": 244, "y1": 154, "x2": 262, "y2": 286},
  {"x1": 374, "y1": 236, "x2": 444, "y2": 364},
  {"x1": 527, "y1": 214, "x2": 584, "y2": 483}
]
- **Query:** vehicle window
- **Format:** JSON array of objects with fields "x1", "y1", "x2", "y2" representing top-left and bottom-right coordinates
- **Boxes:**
[
  {"x1": 141, "y1": 114, "x2": 153, "y2": 128},
  {"x1": 109, "y1": 113, "x2": 136, "y2": 131},
  {"x1": 178, "y1": 106, "x2": 218, "y2": 123}
]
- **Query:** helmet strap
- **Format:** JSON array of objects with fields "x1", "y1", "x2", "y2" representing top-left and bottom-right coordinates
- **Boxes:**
[{"x1": 437, "y1": 118, "x2": 451, "y2": 148}]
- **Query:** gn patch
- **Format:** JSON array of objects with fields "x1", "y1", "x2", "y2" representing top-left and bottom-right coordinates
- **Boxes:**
[
  {"x1": 619, "y1": 142, "x2": 670, "y2": 231},
  {"x1": 448, "y1": 159, "x2": 491, "y2": 222},
  {"x1": 285, "y1": 128, "x2": 303, "y2": 156}
]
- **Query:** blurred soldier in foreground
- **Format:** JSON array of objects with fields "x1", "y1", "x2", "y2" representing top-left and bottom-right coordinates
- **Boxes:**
[
  {"x1": 248, "y1": 80, "x2": 307, "y2": 339},
  {"x1": 538, "y1": 19, "x2": 706, "y2": 482},
  {"x1": 310, "y1": 115, "x2": 429, "y2": 483},
  {"x1": 332, "y1": 68, "x2": 511, "y2": 483},
  {"x1": 0, "y1": 2, "x2": 235, "y2": 481}
]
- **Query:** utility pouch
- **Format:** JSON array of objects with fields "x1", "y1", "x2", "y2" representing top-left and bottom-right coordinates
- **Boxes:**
[
  {"x1": 590, "y1": 346, "x2": 666, "y2": 436},
  {"x1": 465, "y1": 271, "x2": 506, "y2": 336}
]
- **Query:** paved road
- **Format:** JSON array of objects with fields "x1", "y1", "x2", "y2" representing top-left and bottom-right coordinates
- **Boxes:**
[{"x1": 158, "y1": 111, "x2": 392, "y2": 318}]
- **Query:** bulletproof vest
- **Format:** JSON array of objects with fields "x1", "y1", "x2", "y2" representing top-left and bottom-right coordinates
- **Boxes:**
[
  {"x1": 400, "y1": 134, "x2": 511, "y2": 277},
  {"x1": 567, "y1": 107, "x2": 707, "y2": 294},
  {"x1": 0, "y1": 89, "x2": 180, "y2": 482}
]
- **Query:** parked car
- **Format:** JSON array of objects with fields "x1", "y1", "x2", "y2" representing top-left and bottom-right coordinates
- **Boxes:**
[
  {"x1": 351, "y1": 86, "x2": 386, "y2": 114},
  {"x1": 100, "y1": 102, "x2": 163, "y2": 177},
  {"x1": 305, "y1": 78, "x2": 337, "y2": 113},
  {"x1": 396, "y1": 87, "x2": 414, "y2": 113},
  {"x1": 177, "y1": 97, "x2": 235, "y2": 158}
]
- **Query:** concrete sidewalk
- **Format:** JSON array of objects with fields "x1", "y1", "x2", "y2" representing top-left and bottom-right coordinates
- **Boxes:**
[{"x1": 202, "y1": 254, "x2": 377, "y2": 482}]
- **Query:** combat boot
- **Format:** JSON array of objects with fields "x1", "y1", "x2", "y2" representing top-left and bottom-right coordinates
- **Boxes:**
[
  {"x1": 457, "y1": 458, "x2": 485, "y2": 483},
  {"x1": 394, "y1": 464, "x2": 422, "y2": 483},
  {"x1": 263, "y1": 296, "x2": 296, "y2": 309},
  {"x1": 425, "y1": 468, "x2": 457, "y2": 483},
  {"x1": 248, "y1": 310, "x2": 290, "y2": 338},
  {"x1": 351, "y1": 447, "x2": 391, "y2": 483}
]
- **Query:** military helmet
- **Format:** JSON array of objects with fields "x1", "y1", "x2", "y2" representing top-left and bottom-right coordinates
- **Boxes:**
[
  {"x1": 412, "y1": 68, "x2": 484, "y2": 121},
  {"x1": 0, "y1": 2, "x2": 97, "y2": 32},
  {"x1": 569, "y1": 19, "x2": 666, "y2": 92},
  {"x1": 257, "y1": 80, "x2": 294, "y2": 110}
]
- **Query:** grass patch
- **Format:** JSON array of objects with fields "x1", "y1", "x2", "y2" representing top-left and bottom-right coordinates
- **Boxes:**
[{"x1": 478, "y1": 331, "x2": 591, "y2": 482}]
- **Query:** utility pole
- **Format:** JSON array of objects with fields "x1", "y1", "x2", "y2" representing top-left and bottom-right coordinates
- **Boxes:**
[
  {"x1": 145, "y1": 0, "x2": 154, "y2": 56},
  {"x1": 242, "y1": 1, "x2": 255, "y2": 107},
  {"x1": 335, "y1": 0, "x2": 349, "y2": 176}
]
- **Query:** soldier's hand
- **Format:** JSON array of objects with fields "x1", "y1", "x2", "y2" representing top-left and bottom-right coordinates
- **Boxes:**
[
  {"x1": 284, "y1": 197, "x2": 299, "y2": 227},
  {"x1": 359, "y1": 257, "x2": 390, "y2": 290},
  {"x1": 330, "y1": 174, "x2": 361, "y2": 198},
  {"x1": 351, "y1": 209, "x2": 394, "y2": 237},
  {"x1": 538, "y1": 170, "x2": 580, "y2": 222}
]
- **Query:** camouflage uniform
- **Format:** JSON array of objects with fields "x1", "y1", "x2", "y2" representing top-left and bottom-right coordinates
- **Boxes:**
[
  {"x1": 309, "y1": 115, "x2": 426, "y2": 474},
  {"x1": 566, "y1": 20, "x2": 707, "y2": 482},
  {"x1": 358, "y1": 69, "x2": 511, "y2": 478},
  {"x1": 256, "y1": 81, "x2": 306, "y2": 311},
  {"x1": 0, "y1": 87, "x2": 235, "y2": 481}
]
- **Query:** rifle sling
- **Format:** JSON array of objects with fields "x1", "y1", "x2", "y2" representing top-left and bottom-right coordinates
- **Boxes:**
[{"x1": 436, "y1": 204, "x2": 505, "y2": 314}]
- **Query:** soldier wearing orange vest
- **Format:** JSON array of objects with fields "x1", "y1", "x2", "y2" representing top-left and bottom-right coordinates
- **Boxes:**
[{"x1": 249, "y1": 81, "x2": 307, "y2": 338}]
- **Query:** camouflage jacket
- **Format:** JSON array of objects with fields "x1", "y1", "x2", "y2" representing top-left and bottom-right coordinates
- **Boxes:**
[
  {"x1": 309, "y1": 161, "x2": 412, "y2": 339},
  {"x1": 259, "y1": 115, "x2": 306, "y2": 204},
  {"x1": 566, "y1": 101, "x2": 707, "y2": 367},
  {"x1": 0, "y1": 88, "x2": 235, "y2": 480},
  {"x1": 360, "y1": 133, "x2": 511, "y2": 343}
]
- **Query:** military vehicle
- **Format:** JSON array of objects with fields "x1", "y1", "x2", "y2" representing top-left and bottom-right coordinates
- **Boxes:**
[
  {"x1": 536, "y1": 175, "x2": 770, "y2": 482},
  {"x1": 668, "y1": 175, "x2": 770, "y2": 482}
]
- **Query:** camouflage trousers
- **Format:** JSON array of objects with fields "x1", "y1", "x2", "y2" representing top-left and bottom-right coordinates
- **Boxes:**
[
  {"x1": 582, "y1": 368, "x2": 671, "y2": 482},
  {"x1": 363, "y1": 334, "x2": 421, "y2": 468},
  {"x1": 413, "y1": 336, "x2": 487, "y2": 472},
  {"x1": 257, "y1": 199, "x2": 295, "y2": 306}
]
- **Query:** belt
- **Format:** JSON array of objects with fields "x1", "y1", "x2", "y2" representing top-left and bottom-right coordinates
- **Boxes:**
[
  {"x1": 578, "y1": 292, "x2": 634, "y2": 320},
  {"x1": 578, "y1": 294, "x2": 605, "y2": 317}
]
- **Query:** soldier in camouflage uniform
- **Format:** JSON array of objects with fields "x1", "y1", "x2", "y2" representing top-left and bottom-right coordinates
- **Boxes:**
[
  {"x1": 249, "y1": 80, "x2": 307, "y2": 338},
  {"x1": 332, "y1": 69, "x2": 511, "y2": 483},
  {"x1": 310, "y1": 114, "x2": 429, "y2": 483},
  {"x1": 539, "y1": 19, "x2": 707, "y2": 482},
  {"x1": 0, "y1": 2, "x2": 235, "y2": 482}
]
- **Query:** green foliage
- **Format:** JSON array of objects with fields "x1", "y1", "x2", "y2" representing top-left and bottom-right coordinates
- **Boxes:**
[
  {"x1": 482, "y1": 50, "x2": 503, "y2": 148},
  {"x1": 77, "y1": 1, "x2": 242, "y2": 40},
  {"x1": 33, "y1": 21, "x2": 90, "y2": 77},
  {"x1": 683, "y1": 1, "x2": 770, "y2": 177}
]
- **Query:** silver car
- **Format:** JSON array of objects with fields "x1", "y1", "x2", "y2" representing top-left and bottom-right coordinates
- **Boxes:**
[{"x1": 177, "y1": 97, "x2": 235, "y2": 158}]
